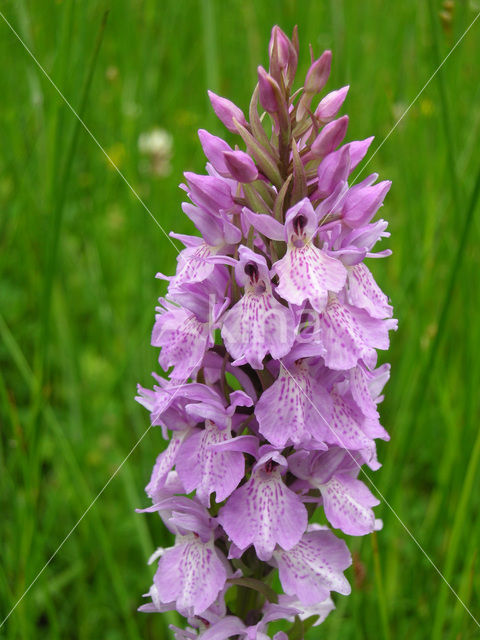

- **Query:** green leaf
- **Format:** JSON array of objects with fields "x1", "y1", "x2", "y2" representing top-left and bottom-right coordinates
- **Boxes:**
[
  {"x1": 291, "y1": 138, "x2": 307, "y2": 204},
  {"x1": 273, "y1": 174, "x2": 292, "y2": 222},
  {"x1": 227, "y1": 577, "x2": 279, "y2": 604},
  {"x1": 234, "y1": 119, "x2": 282, "y2": 188},
  {"x1": 249, "y1": 84, "x2": 274, "y2": 152},
  {"x1": 287, "y1": 615, "x2": 304, "y2": 640}
]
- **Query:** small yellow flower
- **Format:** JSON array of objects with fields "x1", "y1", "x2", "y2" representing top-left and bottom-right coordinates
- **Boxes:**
[
  {"x1": 106, "y1": 142, "x2": 126, "y2": 169},
  {"x1": 420, "y1": 98, "x2": 435, "y2": 117}
]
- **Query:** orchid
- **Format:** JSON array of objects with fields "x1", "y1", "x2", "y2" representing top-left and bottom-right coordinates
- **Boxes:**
[{"x1": 137, "y1": 25, "x2": 396, "y2": 638}]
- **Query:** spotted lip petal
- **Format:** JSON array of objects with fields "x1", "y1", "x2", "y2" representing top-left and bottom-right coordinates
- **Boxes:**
[
  {"x1": 175, "y1": 421, "x2": 245, "y2": 507},
  {"x1": 317, "y1": 297, "x2": 371, "y2": 370},
  {"x1": 323, "y1": 388, "x2": 381, "y2": 470},
  {"x1": 273, "y1": 593, "x2": 336, "y2": 627},
  {"x1": 274, "y1": 244, "x2": 347, "y2": 311},
  {"x1": 152, "y1": 301, "x2": 210, "y2": 380},
  {"x1": 145, "y1": 431, "x2": 190, "y2": 499},
  {"x1": 273, "y1": 198, "x2": 347, "y2": 311},
  {"x1": 255, "y1": 361, "x2": 331, "y2": 448},
  {"x1": 319, "y1": 473, "x2": 380, "y2": 536},
  {"x1": 273, "y1": 529, "x2": 351, "y2": 605},
  {"x1": 347, "y1": 262, "x2": 393, "y2": 318},
  {"x1": 170, "y1": 242, "x2": 221, "y2": 293},
  {"x1": 154, "y1": 534, "x2": 229, "y2": 616},
  {"x1": 316, "y1": 296, "x2": 395, "y2": 371},
  {"x1": 222, "y1": 246, "x2": 295, "y2": 369},
  {"x1": 221, "y1": 292, "x2": 295, "y2": 369},
  {"x1": 349, "y1": 365, "x2": 381, "y2": 419},
  {"x1": 217, "y1": 459, "x2": 308, "y2": 561}
]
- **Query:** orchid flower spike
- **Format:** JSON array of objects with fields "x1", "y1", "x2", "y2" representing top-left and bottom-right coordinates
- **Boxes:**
[{"x1": 136, "y1": 24, "x2": 396, "y2": 639}]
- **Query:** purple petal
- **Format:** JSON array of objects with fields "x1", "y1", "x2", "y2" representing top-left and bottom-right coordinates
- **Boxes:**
[
  {"x1": 275, "y1": 594, "x2": 335, "y2": 626},
  {"x1": 170, "y1": 243, "x2": 222, "y2": 292},
  {"x1": 184, "y1": 172, "x2": 234, "y2": 214},
  {"x1": 176, "y1": 422, "x2": 245, "y2": 506},
  {"x1": 320, "y1": 473, "x2": 380, "y2": 536},
  {"x1": 218, "y1": 464, "x2": 308, "y2": 561},
  {"x1": 242, "y1": 208, "x2": 285, "y2": 241},
  {"x1": 221, "y1": 291, "x2": 295, "y2": 369},
  {"x1": 316, "y1": 147, "x2": 351, "y2": 199},
  {"x1": 273, "y1": 245, "x2": 347, "y2": 311},
  {"x1": 317, "y1": 297, "x2": 369, "y2": 370},
  {"x1": 315, "y1": 85, "x2": 349, "y2": 122},
  {"x1": 154, "y1": 534, "x2": 229, "y2": 616},
  {"x1": 145, "y1": 431, "x2": 190, "y2": 500},
  {"x1": 198, "y1": 129, "x2": 231, "y2": 175},
  {"x1": 304, "y1": 51, "x2": 331, "y2": 94},
  {"x1": 347, "y1": 136, "x2": 374, "y2": 170},
  {"x1": 201, "y1": 616, "x2": 246, "y2": 640},
  {"x1": 324, "y1": 389, "x2": 380, "y2": 470},
  {"x1": 258, "y1": 65, "x2": 281, "y2": 113},
  {"x1": 347, "y1": 262, "x2": 393, "y2": 319},
  {"x1": 349, "y1": 366, "x2": 380, "y2": 419},
  {"x1": 255, "y1": 362, "x2": 331, "y2": 448},
  {"x1": 311, "y1": 116, "x2": 349, "y2": 158},
  {"x1": 208, "y1": 90, "x2": 247, "y2": 133},
  {"x1": 274, "y1": 529, "x2": 351, "y2": 605},
  {"x1": 223, "y1": 150, "x2": 258, "y2": 183},
  {"x1": 152, "y1": 302, "x2": 210, "y2": 379},
  {"x1": 181, "y1": 203, "x2": 225, "y2": 246},
  {"x1": 342, "y1": 180, "x2": 392, "y2": 228}
]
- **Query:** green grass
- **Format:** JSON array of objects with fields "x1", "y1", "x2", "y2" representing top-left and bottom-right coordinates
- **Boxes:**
[{"x1": 1, "y1": 0, "x2": 480, "y2": 638}]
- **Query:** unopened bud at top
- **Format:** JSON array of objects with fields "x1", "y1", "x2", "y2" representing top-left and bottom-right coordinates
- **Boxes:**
[
  {"x1": 257, "y1": 66, "x2": 282, "y2": 114},
  {"x1": 305, "y1": 50, "x2": 332, "y2": 94},
  {"x1": 268, "y1": 25, "x2": 298, "y2": 89},
  {"x1": 208, "y1": 90, "x2": 247, "y2": 133},
  {"x1": 297, "y1": 50, "x2": 332, "y2": 121}
]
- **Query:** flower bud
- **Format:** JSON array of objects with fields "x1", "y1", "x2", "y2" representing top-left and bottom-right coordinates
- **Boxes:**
[
  {"x1": 342, "y1": 179, "x2": 392, "y2": 228},
  {"x1": 297, "y1": 51, "x2": 333, "y2": 121},
  {"x1": 198, "y1": 129, "x2": 231, "y2": 174},
  {"x1": 223, "y1": 150, "x2": 258, "y2": 183},
  {"x1": 257, "y1": 66, "x2": 282, "y2": 114},
  {"x1": 305, "y1": 50, "x2": 332, "y2": 94},
  {"x1": 311, "y1": 115, "x2": 349, "y2": 157},
  {"x1": 268, "y1": 25, "x2": 298, "y2": 88},
  {"x1": 315, "y1": 85, "x2": 350, "y2": 123},
  {"x1": 184, "y1": 172, "x2": 234, "y2": 213},
  {"x1": 208, "y1": 90, "x2": 247, "y2": 133}
]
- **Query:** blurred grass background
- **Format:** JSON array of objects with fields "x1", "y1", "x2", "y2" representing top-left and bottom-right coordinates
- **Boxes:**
[{"x1": 1, "y1": 0, "x2": 480, "y2": 638}]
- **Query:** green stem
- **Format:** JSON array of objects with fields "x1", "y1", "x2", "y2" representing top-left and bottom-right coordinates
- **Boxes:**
[
  {"x1": 418, "y1": 164, "x2": 480, "y2": 397},
  {"x1": 427, "y1": 0, "x2": 460, "y2": 210},
  {"x1": 201, "y1": 0, "x2": 220, "y2": 121},
  {"x1": 431, "y1": 414, "x2": 480, "y2": 637},
  {"x1": 371, "y1": 532, "x2": 391, "y2": 640},
  {"x1": 37, "y1": 9, "x2": 109, "y2": 382}
]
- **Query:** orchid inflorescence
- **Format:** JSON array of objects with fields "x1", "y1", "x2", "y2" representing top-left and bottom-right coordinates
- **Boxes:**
[{"x1": 136, "y1": 25, "x2": 396, "y2": 640}]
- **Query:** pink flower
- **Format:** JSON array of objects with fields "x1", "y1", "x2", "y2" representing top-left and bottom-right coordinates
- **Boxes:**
[{"x1": 136, "y1": 24, "x2": 395, "y2": 636}]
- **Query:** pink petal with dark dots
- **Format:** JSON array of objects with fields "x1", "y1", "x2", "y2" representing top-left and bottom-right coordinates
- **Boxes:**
[
  {"x1": 274, "y1": 245, "x2": 347, "y2": 312},
  {"x1": 221, "y1": 292, "x2": 295, "y2": 370},
  {"x1": 176, "y1": 422, "x2": 245, "y2": 506},
  {"x1": 255, "y1": 362, "x2": 331, "y2": 448},
  {"x1": 154, "y1": 534, "x2": 229, "y2": 616},
  {"x1": 348, "y1": 262, "x2": 394, "y2": 318},
  {"x1": 320, "y1": 473, "x2": 380, "y2": 535},
  {"x1": 218, "y1": 465, "x2": 308, "y2": 561},
  {"x1": 274, "y1": 529, "x2": 351, "y2": 605}
]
